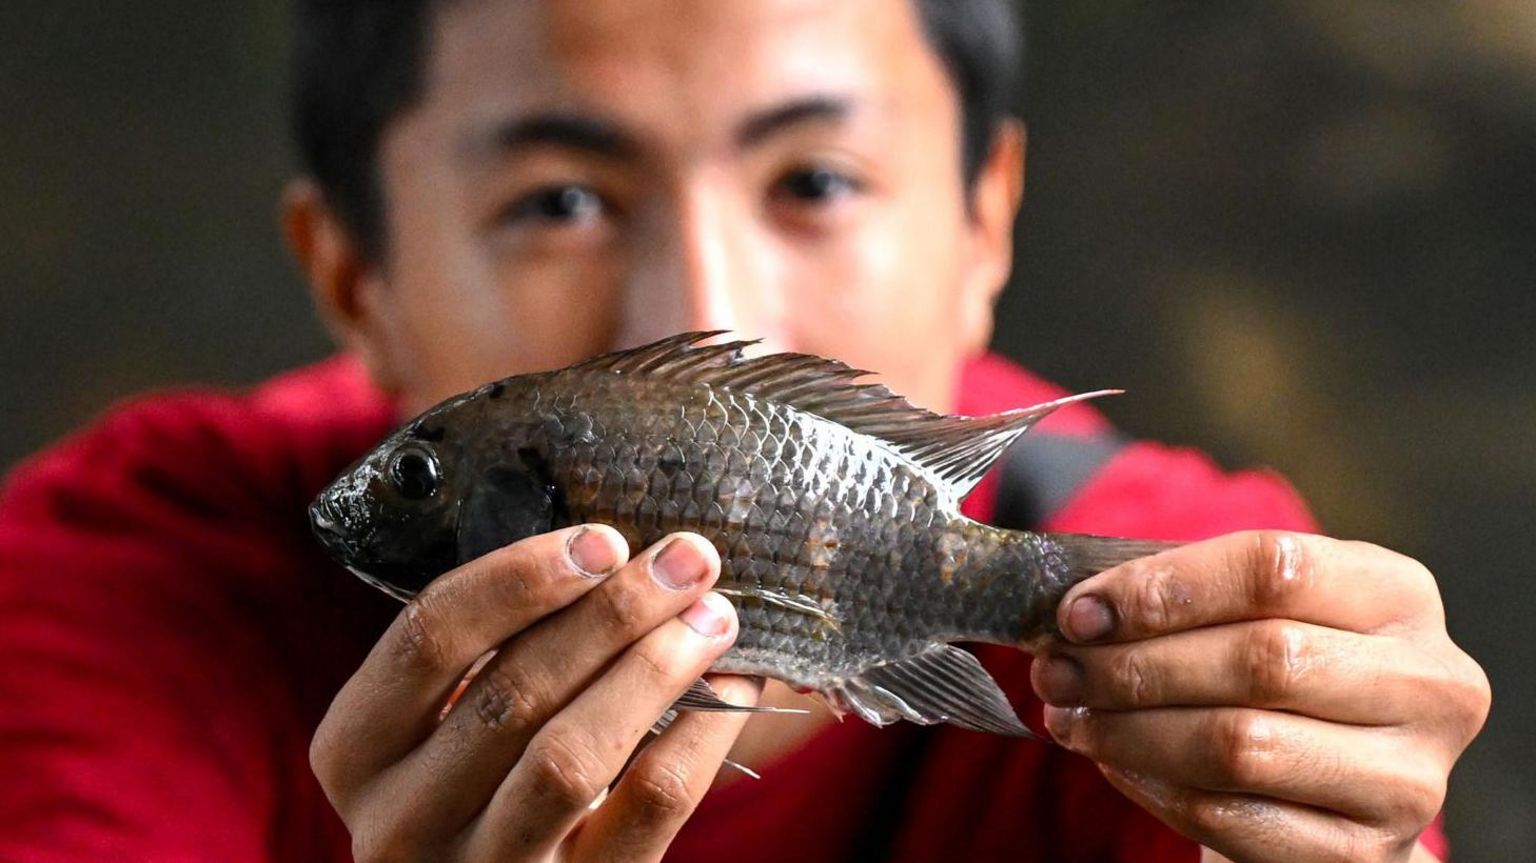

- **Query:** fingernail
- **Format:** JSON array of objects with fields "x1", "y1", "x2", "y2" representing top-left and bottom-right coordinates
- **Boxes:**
[
  {"x1": 1042, "y1": 705, "x2": 1087, "y2": 746},
  {"x1": 1034, "y1": 654, "x2": 1084, "y2": 705},
  {"x1": 652, "y1": 537, "x2": 708, "y2": 590},
  {"x1": 1065, "y1": 595, "x2": 1114, "y2": 642},
  {"x1": 681, "y1": 592, "x2": 734, "y2": 637},
  {"x1": 567, "y1": 526, "x2": 621, "y2": 578}
]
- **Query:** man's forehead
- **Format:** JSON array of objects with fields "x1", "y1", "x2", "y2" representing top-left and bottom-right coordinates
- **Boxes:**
[{"x1": 418, "y1": 0, "x2": 941, "y2": 147}]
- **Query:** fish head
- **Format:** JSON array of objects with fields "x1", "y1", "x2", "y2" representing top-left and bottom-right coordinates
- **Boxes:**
[
  {"x1": 309, "y1": 386, "x2": 564, "y2": 600},
  {"x1": 308, "y1": 417, "x2": 466, "y2": 599}
]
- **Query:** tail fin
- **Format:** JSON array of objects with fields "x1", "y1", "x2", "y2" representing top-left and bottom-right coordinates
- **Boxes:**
[
  {"x1": 1060, "y1": 534, "x2": 1179, "y2": 581},
  {"x1": 1017, "y1": 533, "x2": 1180, "y2": 646}
]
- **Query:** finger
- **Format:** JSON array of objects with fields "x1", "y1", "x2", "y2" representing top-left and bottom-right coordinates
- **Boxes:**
[
  {"x1": 463, "y1": 591, "x2": 740, "y2": 860},
  {"x1": 1055, "y1": 531, "x2": 1441, "y2": 644},
  {"x1": 577, "y1": 673, "x2": 764, "y2": 861},
  {"x1": 1099, "y1": 767, "x2": 1418, "y2": 863},
  {"x1": 1032, "y1": 620, "x2": 1452, "y2": 726},
  {"x1": 1043, "y1": 705, "x2": 1447, "y2": 828},
  {"x1": 311, "y1": 524, "x2": 627, "y2": 808},
  {"x1": 386, "y1": 533, "x2": 722, "y2": 835}
]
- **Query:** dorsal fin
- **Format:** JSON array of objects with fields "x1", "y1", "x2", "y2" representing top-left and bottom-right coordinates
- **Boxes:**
[{"x1": 572, "y1": 332, "x2": 1118, "y2": 500}]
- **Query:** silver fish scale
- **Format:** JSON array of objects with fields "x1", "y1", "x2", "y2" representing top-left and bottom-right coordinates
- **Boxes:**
[{"x1": 510, "y1": 369, "x2": 1044, "y2": 691}]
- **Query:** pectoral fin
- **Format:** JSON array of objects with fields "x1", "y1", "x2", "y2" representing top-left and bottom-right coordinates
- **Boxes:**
[{"x1": 826, "y1": 644, "x2": 1036, "y2": 737}]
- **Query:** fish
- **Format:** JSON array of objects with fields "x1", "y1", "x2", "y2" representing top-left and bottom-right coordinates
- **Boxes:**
[{"x1": 310, "y1": 332, "x2": 1173, "y2": 737}]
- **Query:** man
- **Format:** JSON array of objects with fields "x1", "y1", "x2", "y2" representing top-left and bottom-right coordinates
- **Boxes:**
[{"x1": 0, "y1": 1, "x2": 1488, "y2": 861}]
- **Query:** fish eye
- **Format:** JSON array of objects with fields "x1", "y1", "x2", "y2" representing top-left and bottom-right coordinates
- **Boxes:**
[{"x1": 388, "y1": 446, "x2": 441, "y2": 501}]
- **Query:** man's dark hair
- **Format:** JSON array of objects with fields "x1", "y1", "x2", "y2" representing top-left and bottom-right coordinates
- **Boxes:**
[{"x1": 291, "y1": 0, "x2": 1022, "y2": 260}]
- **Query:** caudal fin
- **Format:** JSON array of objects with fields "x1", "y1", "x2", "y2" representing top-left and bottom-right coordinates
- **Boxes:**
[
  {"x1": 1013, "y1": 533, "x2": 1180, "y2": 645},
  {"x1": 1057, "y1": 534, "x2": 1179, "y2": 581}
]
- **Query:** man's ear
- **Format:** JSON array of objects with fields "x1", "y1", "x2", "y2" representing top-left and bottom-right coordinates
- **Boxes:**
[
  {"x1": 281, "y1": 178, "x2": 401, "y2": 394},
  {"x1": 957, "y1": 119, "x2": 1026, "y2": 356}
]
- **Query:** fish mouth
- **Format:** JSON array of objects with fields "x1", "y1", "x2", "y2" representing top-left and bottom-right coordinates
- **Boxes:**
[
  {"x1": 308, "y1": 495, "x2": 360, "y2": 556},
  {"x1": 309, "y1": 497, "x2": 435, "y2": 603}
]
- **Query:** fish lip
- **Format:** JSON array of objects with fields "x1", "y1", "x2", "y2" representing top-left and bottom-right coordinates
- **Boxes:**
[
  {"x1": 308, "y1": 498, "x2": 340, "y2": 537},
  {"x1": 308, "y1": 495, "x2": 359, "y2": 551},
  {"x1": 308, "y1": 494, "x2": 387, "y2": 574}
]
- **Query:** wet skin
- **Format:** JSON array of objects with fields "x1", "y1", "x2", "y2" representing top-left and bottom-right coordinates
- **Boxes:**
[{"x1": 286, "y1": 0, "x2": 1489, "y2": 860}]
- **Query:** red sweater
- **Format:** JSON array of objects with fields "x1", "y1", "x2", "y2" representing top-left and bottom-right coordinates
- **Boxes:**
[{"x1": 0, "y1": 354, "x2": 1409, "y2": 861}]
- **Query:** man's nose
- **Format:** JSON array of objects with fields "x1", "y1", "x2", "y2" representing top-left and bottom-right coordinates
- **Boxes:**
[{"x1": 619, "y1": 189, "x2": 776, "y2": 346}]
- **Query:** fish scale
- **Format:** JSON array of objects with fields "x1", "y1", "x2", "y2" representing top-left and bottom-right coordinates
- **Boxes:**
[{"x1": 310, "y1": 332, "x2": 1175, "y2": 736}]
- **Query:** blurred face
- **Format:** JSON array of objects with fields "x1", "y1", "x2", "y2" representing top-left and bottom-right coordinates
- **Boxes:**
[{"x1": 294, "y1": 0, "x2": 1023, "y2": 416}]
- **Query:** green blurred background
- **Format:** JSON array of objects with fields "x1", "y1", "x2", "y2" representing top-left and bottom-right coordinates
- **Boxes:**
[{"x1": 1, "y1": 1, "x2": 1531, "y2": 856}]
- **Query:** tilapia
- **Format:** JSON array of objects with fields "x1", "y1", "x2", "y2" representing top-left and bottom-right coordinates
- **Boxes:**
[{"x1": 310, "y1": 332, "x2": 1171, "y2": 736}]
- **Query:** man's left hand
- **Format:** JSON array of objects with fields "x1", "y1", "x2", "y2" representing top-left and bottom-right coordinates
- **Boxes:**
[{"x1": 1030, "y1": 531, "x2": 1490, "y2": 863}]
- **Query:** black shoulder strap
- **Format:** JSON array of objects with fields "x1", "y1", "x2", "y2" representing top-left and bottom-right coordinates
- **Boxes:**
[{"x1": 992, "y1": 432, "x2": 1128, "y2": 530}]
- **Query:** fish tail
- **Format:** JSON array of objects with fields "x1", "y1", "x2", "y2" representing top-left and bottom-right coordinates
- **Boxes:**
[
  {"x1": 946, "y1": 525, "x2": 1177, "y2": 647},
  {"x1": 1020, "y1": 532, "x2": 1177, "y2": 645}
]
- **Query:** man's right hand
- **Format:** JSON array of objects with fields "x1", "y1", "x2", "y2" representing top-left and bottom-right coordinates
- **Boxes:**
[{"x1": 310, "y1": 525, "x2": 756, "y2": 862}]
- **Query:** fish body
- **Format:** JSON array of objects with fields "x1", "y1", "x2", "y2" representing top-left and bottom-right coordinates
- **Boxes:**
[{"x1": 311, "y1": 333, "x2": 1169, "y2": 735}]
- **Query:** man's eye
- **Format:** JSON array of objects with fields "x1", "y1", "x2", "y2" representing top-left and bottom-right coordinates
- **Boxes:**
[
  {"x1": 505, "y1": 184, "x2": 605, "y2": 224},
  {"x1": 774, "y1": 167, "x2": 861, "y2": 203}
]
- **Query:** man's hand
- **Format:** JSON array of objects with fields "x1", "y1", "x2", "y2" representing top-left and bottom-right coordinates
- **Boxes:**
[
  {"x1": 311, "y1": 525, "x2": 757, "y2": 862},
  {"x1": 1030, "y1": 531, "x2": 1490, "y2": 863}
]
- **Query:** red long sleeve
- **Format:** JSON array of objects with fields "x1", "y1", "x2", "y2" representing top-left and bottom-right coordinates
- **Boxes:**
[{"x1": 0, "y1": 361, "x2": 395, "y2": 861}]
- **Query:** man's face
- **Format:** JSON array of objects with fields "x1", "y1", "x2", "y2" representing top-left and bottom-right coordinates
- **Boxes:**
[{"x1": 305, "y1": 0, "x2": 1022, "y2": 416}]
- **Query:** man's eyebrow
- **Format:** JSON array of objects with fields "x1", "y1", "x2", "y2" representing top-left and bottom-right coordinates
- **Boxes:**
[
  {"x1": 735, "y1": 96, "x2": 853, "y2": 149},
  {"x1": 477, "y1": 112, "x2": 641, "y2": 160}
]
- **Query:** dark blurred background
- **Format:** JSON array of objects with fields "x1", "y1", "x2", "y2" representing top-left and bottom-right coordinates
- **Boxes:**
[{"x1": 1, "y1": 1, "x2": 1531, "y2": 856}]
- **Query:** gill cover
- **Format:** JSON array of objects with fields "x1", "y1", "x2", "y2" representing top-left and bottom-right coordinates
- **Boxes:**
[{"x1": 455, "y1": 450, "x2": 564, "y2": 565}]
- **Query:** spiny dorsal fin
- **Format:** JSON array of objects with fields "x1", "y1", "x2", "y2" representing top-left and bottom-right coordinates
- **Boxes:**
[{"x1": 572, "y1": 332, "x2": 1117, "y2": 500}]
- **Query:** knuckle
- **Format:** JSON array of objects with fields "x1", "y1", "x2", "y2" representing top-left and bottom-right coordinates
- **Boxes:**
[
  {"x1": 308, "y1": 721, "x2": 339, "y2": 786},
  {"x1": 524, "y1": 735, "x2": 609, "y2": 810},
  {"x1": 1399, "y1": 557, "x2": 1438, "y2": 601},
  {"x1": 1133, "y1": 565, "x2": 1186, "y2": 633},
  {"x1": 1214, "y1": 711, "x2": 1277, "y2": 788},
  {"x1": 1181, "y1": 794, "x2": 1235, "y2": 838},
  {"x1": 1245, "y1": 621, "x2": 1308, "y2": 705},
  {"x1": 1348, "y1": 540, "x2": 1442, "y2": 617},
  {"x1": 392, "y1": 593, "x2": 453, "y2": 673},
  {"x1": 1446, "y1": 652, "x2": 1493, "y2": 737},
  {"x1": 1246, "y1": 531, "x2": 1314, "y2": 610},
  {"x1": 626, "y1": 760, "x2": 696, "y2": 825},
  {"x1": 1383, "y1": 762, "x2": 1447, "y2": 830},
  {"x1": 307, "y1": 730, "x2": 349, "y2": 802},
  {"x1": 1111, "y1": 650, "x2": 1158, "y2": 708},
  {"x1": 1463, "y1": 661, "x2": 1494, "y2": 732},
  {"x1": 593, "y1": 578, "x2": 646, "y2": 632},
  {"x1": 470, "y1": 661, "x2": 544, "y2": 733}
]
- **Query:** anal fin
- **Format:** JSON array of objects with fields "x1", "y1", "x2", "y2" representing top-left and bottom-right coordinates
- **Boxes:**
[{"x1": 829, "y1": 644, "x2": 1036, "y2": 737}]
